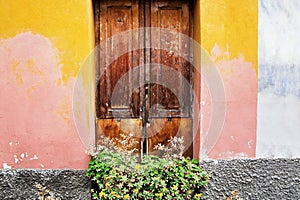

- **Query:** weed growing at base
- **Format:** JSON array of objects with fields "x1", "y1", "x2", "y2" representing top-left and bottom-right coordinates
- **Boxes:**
[{"x1": 86, "y1": 135, "x2": 209, "y2": 199}]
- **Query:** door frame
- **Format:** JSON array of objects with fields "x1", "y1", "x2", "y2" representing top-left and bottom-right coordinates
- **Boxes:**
[{"x1": 92, "y1": 0, "x2": 201, "y2": 158}]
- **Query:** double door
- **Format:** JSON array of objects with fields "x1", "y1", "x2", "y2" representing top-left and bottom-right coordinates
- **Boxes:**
[{"x1": 95, "y1": 0, "x2": 193, "y2": 156}]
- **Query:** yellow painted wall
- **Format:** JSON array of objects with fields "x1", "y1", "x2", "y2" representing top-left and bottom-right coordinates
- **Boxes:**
[
  {"x1": 201, "y1": 0, "x2": 258, "y2": 71},
  {"x1": 0, "y1": 0, "x2": 94, "y2": 82}
]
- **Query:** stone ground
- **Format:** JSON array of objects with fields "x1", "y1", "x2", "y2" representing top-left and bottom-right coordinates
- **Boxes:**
[{"x1": 0, "y1": 159, "x2": 299, "y2": 199}]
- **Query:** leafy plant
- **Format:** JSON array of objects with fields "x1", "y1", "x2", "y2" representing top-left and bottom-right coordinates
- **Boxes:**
[{"x1": 86, "y1": 135, "x2": 209, "y2": 199}]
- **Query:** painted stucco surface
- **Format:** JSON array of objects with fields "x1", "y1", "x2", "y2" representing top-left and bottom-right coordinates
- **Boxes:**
[
  {"x1": 0, "y1": 0, "x2": 94, "y2": 169},
  {"x1": 257, "y1": 0, "x2": 300, "y2": 158},
  {"x1": 200, "y1": 0, "x2": 258, "y2": 159},
  {"x1": 1, "y1": 0, "x2": 299, "y2": 171}
]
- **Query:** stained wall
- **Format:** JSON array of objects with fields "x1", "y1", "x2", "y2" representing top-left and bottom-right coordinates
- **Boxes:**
[
  {"x1": 257, "y1": 0, "x2": 300, "y2": 158},
  {"x1": 200, "y1": 0, "x2": 258, "y2": 159},
  {"x1": 0, "y1": 0, "x2": 94, "y2": 169},
  {"x1": 1, "y1": 0, "x2": 299, "y2": 170}
]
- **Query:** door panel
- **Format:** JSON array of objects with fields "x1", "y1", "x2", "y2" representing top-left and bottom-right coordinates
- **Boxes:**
[
  {"x1": 96, "y1": 118, "x2": 142, "y2": 151},
  {"x1": 98, "y1": 0, "x2": 142, "y2": 118},
  {"x1": 96, "y1": 0, "x2": 143, "y2": 152},
  {"x1": 149, "y1": 0, "x2": 192, "y2": 118},
  {"x1": 95, "y1": 0, "x2": 193, "y2": 156},
  {"x1": 147, "y1": 0, "x2": 192, "y2": 156},
  {"x1": 147, "y1": 118, "x2": 193, "y2": 157}
]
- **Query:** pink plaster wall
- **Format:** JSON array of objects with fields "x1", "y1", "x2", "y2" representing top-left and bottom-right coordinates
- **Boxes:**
[
  {"x1": 201, "y1": 44, "x2": 257, "y2": 159},
  {"x1": 0, "y1": 32, "x2": 89, "y2": 169}
]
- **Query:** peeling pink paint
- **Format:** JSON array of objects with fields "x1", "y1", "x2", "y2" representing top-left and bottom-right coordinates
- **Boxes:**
[
  {"x1": 0, "y1": 32, "x2": 89, "y2": 169},
  {"x1": 201, "y1": 44, "x2": 257, "y2": 159}
]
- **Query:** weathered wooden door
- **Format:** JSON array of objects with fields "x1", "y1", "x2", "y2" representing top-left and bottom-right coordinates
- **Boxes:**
[{"x1": 95, "y1": 0, "x2": 193, "y2": 156}]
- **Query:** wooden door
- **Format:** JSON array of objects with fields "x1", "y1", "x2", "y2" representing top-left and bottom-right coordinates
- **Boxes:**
[{"x1": 95, "y1": 0, "x2": 193, "y2": 157}]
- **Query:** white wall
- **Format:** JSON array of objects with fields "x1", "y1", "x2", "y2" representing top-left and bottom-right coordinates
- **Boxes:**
[{"x1": 257, "y1": 0, "x2": 300, "y2": 158}]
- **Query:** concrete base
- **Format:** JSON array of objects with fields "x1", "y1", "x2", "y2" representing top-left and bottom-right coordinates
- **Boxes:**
[
  {"x1": 201, "y1": 159, "x2": 300, "y2": 199},
  {"x1": 0, "y1": 159, "x2": 299, "y2": 199},
  {"x1": 0, "y1": 169, "x2": 91, "y2": 200}
]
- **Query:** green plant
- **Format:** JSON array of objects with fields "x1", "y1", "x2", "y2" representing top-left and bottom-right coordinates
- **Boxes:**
[{"x1": 86, "y1": 136, "x2": 209, "y2": 199}]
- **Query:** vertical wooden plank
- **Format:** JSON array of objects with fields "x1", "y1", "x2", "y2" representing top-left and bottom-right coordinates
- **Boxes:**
[
  {"x1": 144, "y1": 0, "x2": 151, "y2": 122},
  {"x1": 99, "y1": 0, "x2": 108, "y2": 118},
  {"x1": 150, "y1": 0, "x2": 161, "y2": 118},
  {"x1": 109, "y1": 6, "x2": 130, "y2": 108},
  {"x1": 159, "y1": 8, "x2": 181, "y2": 111},
  {"x1": 137, "y1": 0, "x2": 145, "y2": 119},
  {"x1": 94, "y1": 0, "x2": 101, "y2": 117},
  {"x1": 180, "y1": 2, "x2": 191, "y2": 117},
  {"x1": 130, "y1": 0, "x2": 140, "y2": 117}
]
